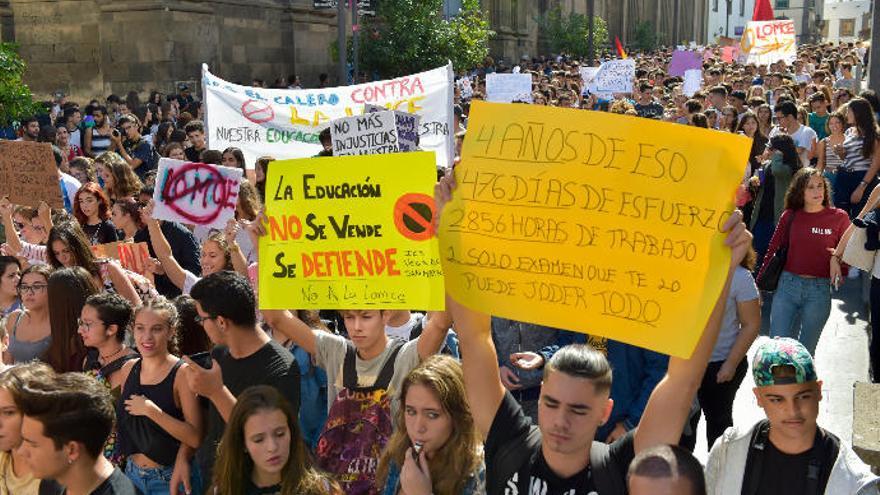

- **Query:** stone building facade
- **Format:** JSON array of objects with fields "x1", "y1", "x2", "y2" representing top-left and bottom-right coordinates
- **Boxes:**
[{"x1": 1, "y1": 0, "x2": 708, "y2": 102}]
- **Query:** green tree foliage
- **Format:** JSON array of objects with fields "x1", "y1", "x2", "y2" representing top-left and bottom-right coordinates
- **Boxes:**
[
  {"x1": 536, "y1": 7, "x2": 608, "y2": 58},
  {"x1": 632, "y1": 21, "x2": 658, "y2": 52},
  {"x1": 0, "y1": 43, "x2": 40, "y2": 127},
  {"x1": 358, "y1": 0, "x2": 493, "y2": 78}
]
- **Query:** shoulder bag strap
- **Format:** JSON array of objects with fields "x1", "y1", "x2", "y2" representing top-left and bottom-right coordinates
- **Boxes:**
[
  {"x1": 374, "y1": 341, "x2": 405, "y2": 390},
  {"x1": 742, "y1": 420, "x2": 771, "y2": 495},
  {"x1": 805, "y1": 428, "x2": 841, "y2": 495},
  {"x1": 341, "y1": 341, "x2": 359, "y2": 390}
]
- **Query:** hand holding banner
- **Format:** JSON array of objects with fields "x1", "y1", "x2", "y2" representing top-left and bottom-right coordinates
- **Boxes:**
[
  {"x1": 258, "y1": 152, "x2": 444, "y2": 310},
  {"x1": 152, "y1": 159, "x2": 243, "y2": 229},
  {"x1": 438, "y1": 101, "x2": 750, "y2": 357}
]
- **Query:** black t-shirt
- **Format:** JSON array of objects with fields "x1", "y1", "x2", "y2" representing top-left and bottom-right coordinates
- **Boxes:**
[
  {"x1": 195, "y1": 340, "x2": 300, "y2": 482},
  {"x1": 755, "y1": 429, "x2": 834, "y2": 495},
  {"x1": 82, "y1": 220, "x2": 119, "y2": 245},
  {"x1": 123, "y1": 138, "x2": 158, "y2": 182},
  {"x1": 245, "y1": 480, "x2": 281, "y2": 494},
  {"x1": 485, "y1": 391, "x2": 635, "y2": 494},
  {"x1": 73, "y1": 468, "x2": 137, "y2": 495},
  {"x1": 184, "y1": 146, "x2": 203, "y2": 162}
]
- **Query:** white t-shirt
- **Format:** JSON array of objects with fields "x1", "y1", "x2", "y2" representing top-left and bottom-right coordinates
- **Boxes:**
[
  {"x1": 182, "y1": 270, "x2": 200, "y2": 295},
  {"x1": 384, "y1": 313, "x2": 423, "y2": 341},
  {"x1": 769, "y1": 124, "x2": 817, "y2": 168}
]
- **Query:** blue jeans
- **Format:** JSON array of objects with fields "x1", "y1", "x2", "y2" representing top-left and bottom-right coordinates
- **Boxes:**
[
  {"x1": 770, "y1": 271, "x2": 831, "y2": 356},
  {"x1": 124, "y1": 459, "x2": 202, "y2": 495},
  {"x1": 124, "y1": 461, "x2": 172, "y2": 495}
]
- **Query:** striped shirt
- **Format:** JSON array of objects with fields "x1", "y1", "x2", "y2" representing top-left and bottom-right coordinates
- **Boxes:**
[
  {"x1": 89, "y1": 128, "x2": 112, "y2": 156},
  {"x1": 822, "y1": 138, "x2": 845, "y2": 172},
  {"x1": 842, "y1": 127, "x2": 873, "y2": 172}
]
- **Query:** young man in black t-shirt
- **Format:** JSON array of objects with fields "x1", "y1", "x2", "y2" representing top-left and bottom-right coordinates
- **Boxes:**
[
  {"x1": 18, "y1": 372, "x2": 136, "y2": 495},
  {"x1": 435, "y1": 173, "x2": 753, "y2": 495},
  {"x1": 179, "y1": 271, "x2": 301, "y2": 493}
]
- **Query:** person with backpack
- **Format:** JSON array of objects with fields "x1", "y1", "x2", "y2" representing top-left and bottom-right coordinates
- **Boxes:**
[
  {"x1": 434, "y1": 170, "x2": 753, "y2": 495},
  {"x1": 705, "y1": 337, "x2": 879, "y2": 495},
  {"x1": 262, "y1": 308, "x2": 452, "y2": 495}
]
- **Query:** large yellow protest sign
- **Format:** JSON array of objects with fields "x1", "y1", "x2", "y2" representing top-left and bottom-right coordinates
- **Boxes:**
[
  {"x1": 439, "y1": 101, "x2": 750, "y2": 357},
  {"x1": 259, "y1": 152, "x2": 444, "y2": 310}
]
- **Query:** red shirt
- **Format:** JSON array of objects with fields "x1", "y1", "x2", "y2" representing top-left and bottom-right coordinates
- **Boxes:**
[{"x1": 759, "y1": 207, "x2": 850, "y2": 279}]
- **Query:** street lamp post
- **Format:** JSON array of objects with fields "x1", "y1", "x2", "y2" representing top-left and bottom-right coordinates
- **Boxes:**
[
  {"x1": 337, "y1": 0, "x2": 346, "y2": 84},
  {"x1": 725, "y1": 0, "x2": 732, "y2": 37},
  {"x1": 587, "y1": 0, "x2": 595, "y2": 66},
  {"x1": 872, "y1": 0, "x2": 880, "y2": 92}
]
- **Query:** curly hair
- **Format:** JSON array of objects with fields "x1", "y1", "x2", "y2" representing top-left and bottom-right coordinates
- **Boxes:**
[
  {"x1": 784, "y1": 167, "x2": 832, "y2": 211},
  {"x1": 134, "y1": 296, "x2": 181, "y2": 355}
]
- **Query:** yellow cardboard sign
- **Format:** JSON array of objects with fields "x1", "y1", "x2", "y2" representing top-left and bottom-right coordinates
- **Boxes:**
[
  {"x1": 439, "y1": 101, "x2": 750, "y2": 357},
  {"x1": 258, "y1": 151, "x2": 445, "y2": 310}
]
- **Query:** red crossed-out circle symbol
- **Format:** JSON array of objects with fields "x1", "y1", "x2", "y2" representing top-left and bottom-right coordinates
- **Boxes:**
[
  {"x1": 240, "y1": 99, "x2": 275, "y2": 124},
  {"x1": 394, "y1": 193, "x2": 436, "y2": 241}
]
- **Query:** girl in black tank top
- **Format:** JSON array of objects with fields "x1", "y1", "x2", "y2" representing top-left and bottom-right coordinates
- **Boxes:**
[{"x1": 116, "y1": 298, "x2": 202, "y2": 494}]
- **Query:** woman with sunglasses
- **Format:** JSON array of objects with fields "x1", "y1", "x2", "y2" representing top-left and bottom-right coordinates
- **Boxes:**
[
  {"x1": 2, "y1": 265, "x2": 52, "y2": 365},
  {"x1": 0, "y1": 257, "x2": 21, "y2": 318}
]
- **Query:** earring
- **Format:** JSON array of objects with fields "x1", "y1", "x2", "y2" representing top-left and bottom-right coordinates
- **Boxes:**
[{"x1": 67, "y1": 458, "x2": 74, "y2": 465}]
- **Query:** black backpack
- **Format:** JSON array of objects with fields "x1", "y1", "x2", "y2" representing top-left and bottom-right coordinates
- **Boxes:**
[
  {"x1": 740, "y1": 420, "x2": 840, "y2": 495},
  {"x1": 487, "y1": 426, "x2": 626, "y2": 495}
]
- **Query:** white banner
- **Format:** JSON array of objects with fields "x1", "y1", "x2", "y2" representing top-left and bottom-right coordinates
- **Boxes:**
[
  {"x1": 202, "y1": 63, "x2": 455, "y2": 168},
  {"x1": 153, "y1": 158, "x2": 243, "y2": 230},
  {"x1": 683, "y1": 69, "x2": 702, "y2": 97},
  {"x1": 595, "y1": 59, "x2": 636, "y2": 94},
  {"x1": 740, "y1": 20, "x2": 796, "y2": 66},
  {"x1": 331, "y1": 111, "x2": 399, "y2": 156},
  {"x1": 485, "y1": 73, "x2": 533, "y2": 103}
]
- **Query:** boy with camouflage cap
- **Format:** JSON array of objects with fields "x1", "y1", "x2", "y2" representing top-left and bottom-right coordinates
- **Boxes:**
[{"x1": 706, "y1": 337, "x2": 879, "y2": 495}]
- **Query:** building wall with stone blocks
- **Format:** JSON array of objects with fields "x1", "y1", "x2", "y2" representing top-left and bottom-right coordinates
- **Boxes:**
[{"x1": 5, "y1": 0, "x2": 708, "y2": 102}]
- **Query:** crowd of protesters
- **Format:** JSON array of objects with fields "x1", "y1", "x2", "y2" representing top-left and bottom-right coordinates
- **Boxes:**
[{"x1": 0, "y1": 38, "x2": 877, "y2": 495}]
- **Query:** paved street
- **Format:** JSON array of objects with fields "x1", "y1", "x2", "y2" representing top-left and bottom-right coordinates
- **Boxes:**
[{"x1": 693, "y1": 274, "x2": 873, "y2": 462}]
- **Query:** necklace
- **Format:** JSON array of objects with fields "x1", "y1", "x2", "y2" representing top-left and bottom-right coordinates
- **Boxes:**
[{"x1": 100, "y1": 346, "x2": 126, "y2": 363}]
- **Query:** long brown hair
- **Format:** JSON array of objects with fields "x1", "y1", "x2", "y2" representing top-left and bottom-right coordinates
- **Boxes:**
[
  {"x1": 96, "y1": 151, "x2": 143, "y2": 200},
  {"x1": 376, "y1": 355, "x2": 481, "y2": 495},
  {"x1": 213, "y1": 386, "x2": 337, "y2": 495},
  {"x1": 784, "y1": 167, "x2": 832, "y2": 211},
  {"x1": 46, "y1": 266, "x2": 99, "y2": 372},
  {"x1": 46, "y1": 221, "x2": 100, "y2": 277}
]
